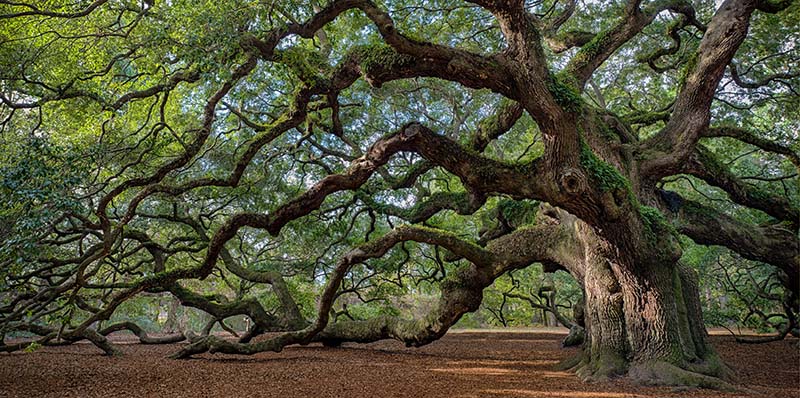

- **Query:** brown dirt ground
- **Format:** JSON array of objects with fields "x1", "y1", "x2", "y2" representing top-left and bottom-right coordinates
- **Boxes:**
[{"x1": 0, "y1": 330, "x2": 797, "y2": 398}]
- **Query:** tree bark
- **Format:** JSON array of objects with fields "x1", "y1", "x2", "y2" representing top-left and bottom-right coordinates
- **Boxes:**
[{"x1": 568, "y1": 222, "x2": 733, "y2": 389}]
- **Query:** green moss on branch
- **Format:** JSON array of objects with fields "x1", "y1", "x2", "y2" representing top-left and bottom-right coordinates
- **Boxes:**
[
  {"x1": 355, "y1": 44, "x2": 416, "y2": 75},
  {"x1": 548, "y1": 73, "x2": 583, "y2": 111},
  {"x1": 579, "y1": 141, "x2": 628, "y2": 192}
]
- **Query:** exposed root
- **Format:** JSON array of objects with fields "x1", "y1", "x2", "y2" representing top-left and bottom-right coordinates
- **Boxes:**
[
  {"x1": 555, "y1": 352, "x2": 584, "y2": 371},
  {"x1": 684, "y1": 352, "x2": 734, "y2": 381},
  {"x1": 574, "y1": 352, "x2": 628, "y2": 382},
  {"x1": 567, "y1": 348, "x2": 739, "y2": 391},
  {"x1": 627, "y1": 360, "x2": 739, "y2": 392},
  {"x1": 562, "y1": 325, "x2": 585, "y2": 347}
]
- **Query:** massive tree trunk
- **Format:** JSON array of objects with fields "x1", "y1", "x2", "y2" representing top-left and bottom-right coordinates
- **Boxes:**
[
  {"x1": 539, "y1": 207, "x2": 733, "y2": 389},
  {"x1": 574, "y1": 232, "x2": 730, "y2": 387}
]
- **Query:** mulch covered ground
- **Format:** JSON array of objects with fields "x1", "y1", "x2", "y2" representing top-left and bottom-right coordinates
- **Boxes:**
[{"x1": 0, "y1": 330, "x2": 797, "y2": 398}]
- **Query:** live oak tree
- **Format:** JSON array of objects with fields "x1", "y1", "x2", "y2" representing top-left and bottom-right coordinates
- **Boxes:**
[{"x1": 0, "y1": 0, "x2": 798, "y2": 390}]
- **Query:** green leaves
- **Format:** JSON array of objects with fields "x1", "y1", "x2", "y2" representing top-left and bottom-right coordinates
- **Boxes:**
[
  {"x1": 0, "y1": 0, "x2": 795, "y2": 345},
  {"x1": 0, "y1": 135, "x2": 87, "y2": 268},
  {"x1": 23, "y1": 342, "x2": 43, "y2": 353}
]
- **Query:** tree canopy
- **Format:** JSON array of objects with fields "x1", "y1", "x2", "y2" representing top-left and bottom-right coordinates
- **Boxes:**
[{"x1": 0, "y1": 0, "x2": 798, "y2": 389}]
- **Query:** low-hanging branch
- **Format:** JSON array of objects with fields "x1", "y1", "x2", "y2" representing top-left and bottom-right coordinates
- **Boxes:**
[{"x1": 170, "y1": 218, "x2": 579, "y2": 357}]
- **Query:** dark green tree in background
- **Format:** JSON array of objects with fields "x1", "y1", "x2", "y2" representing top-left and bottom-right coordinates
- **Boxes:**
[{"x1": 0, "y1": 0, "x2": 797, "y2": 389}]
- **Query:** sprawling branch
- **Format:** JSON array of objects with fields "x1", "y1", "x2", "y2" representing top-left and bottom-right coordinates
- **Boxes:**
[
  {"x1": 170, "y1": 224, "x2": 496, "y2": 357},
  {"x1": 661, "y1": 191, "x2": 799, "y2": 296},
  {"x1": 357, "y1": 191, "x2": 484, "y2": 223},
  {"x1": 680, "y1": 147, "x2": 799, "y2": 224},
  {"x1": 0, "y1": 0, "x2": 110, "y2": 19},
  {"x1": 189, "y1": 122, "x2": 545, "y2": 287},
  {"x1": 729, "y1": 62, "x2": 799, "y2": 89},
  {"x1": 545, "y1": 30, "x2": 596, "y2": 53},
  {"x1": 637, "y1": 16, "x2": 690, "y2": 73},
  {"x1": 163, "y1": 283, "x2": 287, "y2": 335},
  {"x1": 242, "y1": 0, "x2": 516, "y2": 94},
  {"x1": 563, "y1": 0, "x2": 699, "y2": 90},
  {"x1": 171, "y1": 215, "x2": 579, "y2": 355},
  {"x1": 1, "y1": 323, "x2": 122, "y2": 356},
  {"x1": 641, "y1": 0, "x2": 760, "y2": 179},
  {"x1": 154, "y1": 212, "x2": 306, "y2": 332},
  {"x1": 95, "y1": 55, "x2": 259, "y2": 228},
  {"x1": 98, "y1": 322, "x2": 186, "y2": 345},
  {"x1": 471, "y1": 99, "x2": 525, "y2": 151},
  {"x1": 701, "y1": 126, "x2": 800, "y2": 167},
  {"x1": 314, "y1": 216, "x2": 584, "y2": 346}
]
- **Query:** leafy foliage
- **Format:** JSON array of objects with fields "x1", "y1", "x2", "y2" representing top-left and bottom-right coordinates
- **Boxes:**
[{"x1": 0, "y1": 0, "x2": 796, "y2": 362}]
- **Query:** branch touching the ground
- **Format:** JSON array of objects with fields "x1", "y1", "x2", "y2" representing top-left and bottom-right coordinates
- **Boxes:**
[
  {"x1": 169, "y1": 218, "x2": 581, "y2": 357},
  {"x1": 98, "y1": 322, "x2": 185, "y2": 344},
  {"x1": 168, "y1": 225, "x2": 496, "y2": 358},
  {"x1": 2, "y1": 323, "x2": 122, "y2": 356},
  {"x1": 154, "y1": 213, "x2": 307, "y2": 334},
  {"x1": 313, "y1": 222, "x2": 580, "y2": 347},
  {"x1": 314, "y1": 220, "x2": 583, "y2": 348}
]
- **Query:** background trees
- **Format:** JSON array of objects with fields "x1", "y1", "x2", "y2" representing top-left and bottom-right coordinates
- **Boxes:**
[{"x1": 0, "y1": 0, "x2": 797, "y2": 389}]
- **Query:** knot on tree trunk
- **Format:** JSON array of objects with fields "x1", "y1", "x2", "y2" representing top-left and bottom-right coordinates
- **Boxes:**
[{"x1": 559, "y1": 168, "x2": 588, "y2": 194}]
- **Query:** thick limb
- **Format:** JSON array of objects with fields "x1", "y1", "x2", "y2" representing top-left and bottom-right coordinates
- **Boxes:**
[
  {"x1": 168, "y1": 225, "x2": 497, "y2": 358},
  {"x1": 170, "y1": 217, "x2": 576, "y2": 358},
  {"x1": 2, "y1": 323, "x2": 122, "y2": 356},
  {"x1": 663, "y1": 192, "x2": 799, "y2": 297},
  {"x1": 99, "y1": 322, "x2": 185, "y2": 344},
  {"x1": 641, "y1": 0, "x2": 761, "y2": 178}
]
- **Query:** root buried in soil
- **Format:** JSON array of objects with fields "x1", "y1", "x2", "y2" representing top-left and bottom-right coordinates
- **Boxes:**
[{"x1": 0, "y1": 331, "x2": 797, "y2": 398}]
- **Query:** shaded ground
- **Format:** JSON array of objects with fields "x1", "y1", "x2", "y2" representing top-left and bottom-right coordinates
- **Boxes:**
[{"x1": 0, "y1": 330, "x2": 797, "y2": 398}]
